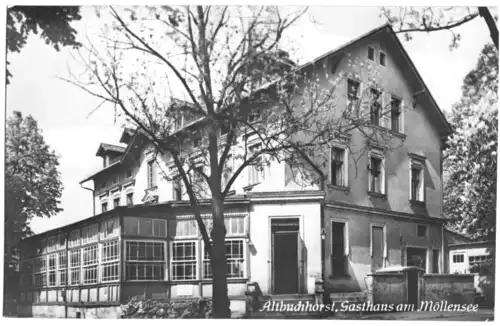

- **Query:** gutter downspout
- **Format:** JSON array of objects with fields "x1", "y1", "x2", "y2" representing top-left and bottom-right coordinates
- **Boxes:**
[
  {"x1": 80, "y1": 183, "x2": 95, "y2": 216},
  {"x1": 64, "y1": 231, "x2": 69, "y2": 318}
]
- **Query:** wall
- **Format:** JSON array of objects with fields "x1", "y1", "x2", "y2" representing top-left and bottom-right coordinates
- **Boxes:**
[
  {"x1": 19, "y1": 304, "x2": 122, "y2": 318},
  {"x1": 370, "y1": 273, "x2": 406, "y2": 306},
  {"x1": 301, "y1": 33, "x2": 445, "y2": 219},
  {"x1": 421, "y1": 274, "x2": 475, "y2": 305},
  {"x1": 249, "y1": 200, "x2": 322, "y2": 295},
  {"x1": 324, "y1": 205, "x2": 443, "y2": 293}
]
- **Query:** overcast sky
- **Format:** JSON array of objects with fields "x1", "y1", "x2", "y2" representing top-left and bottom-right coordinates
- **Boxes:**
[{"x1": 6, "y1": 6, "x2": 493, "y2": 234}]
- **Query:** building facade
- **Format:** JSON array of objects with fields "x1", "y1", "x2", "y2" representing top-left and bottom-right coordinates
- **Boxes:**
[{"x1": 18, "y1": 24, "x2": 452, "y2": 317}]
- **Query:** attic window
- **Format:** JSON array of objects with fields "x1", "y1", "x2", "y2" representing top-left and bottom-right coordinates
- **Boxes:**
[
  {"x1": 379, "y1": 52, "x2": 386, "y2": 66},
  {"x1": 368, "y1": 47, "x2": 375, "y2": 61}
]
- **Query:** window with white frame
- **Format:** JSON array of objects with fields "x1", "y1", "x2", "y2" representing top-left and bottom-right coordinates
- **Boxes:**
[
  {"x1": 452, "y1": 253, "x2": 464, "y2": 263},
  {"x1": 153, "y1": 219, "x2": 167, "y2": 237},
  {"x1": 172, "y1": 179, "x2": 182, "y2": 201},
  {"x1": 82, "y1": 245, "x2": 98, "y2": 285},
  {"x1": 101, "y1": 240, "x2": 120, "y2": 282},
  {"x1": 410, "y1": 158, "x2": 425, "y2": 202},
  {"x1": 369, "y1": 88, "x2": 381, "y2": 126},
  {"x1": 390, "y1": 96, "x2": 402, "y2": 133},
  {"x1": 124, "y1": 217, "x2": 165, "y2": 237},
  {"x1": 102, "y1": 202, "x2": 108, "y2": 213},
  {"x1": 126, "y1": 192, "x2": 134, "y2": 206},
  {"x1": 125, "y1": 241, "x2": 166, "y2": 281},
  {"x1": 368, "y1": 150, "x2": 385, "y2": 194},
  {"x1": 69, "y1": 249, "x2": 81, "y2": 285},
  {"x1": 248, "y1": 143, "x2": 264, "y2": 185},
  {"x1": 346, "y1": 78, "x2": 361, "y2": 116},
  {"x1": 331, "y1": 146, "x2": 348, "y2": 187},
  {"x1": 147, "y1": 159, "x2": 157, "y2": 188},
  {"x1": 34, "y1": 256, "x2": 46, "y2": 287},
  {"x1": 81, "y1": 224, "x2": 99, "y2": 245},
  {"x1": 203, "y1": 239, "x2": 245, "y2": 279},
  {"x1": 48, "y1": 254, "x2": 57, "y2": 287},
  {"x1": 171, "y1": 241, "x2": 197, "y2": 280},
  {"x1": 113, "y1": 197, "x2": 120, "y2": 208},
  {"x1": 58, "y1": 252, "x2": 67, "y2": 286}
]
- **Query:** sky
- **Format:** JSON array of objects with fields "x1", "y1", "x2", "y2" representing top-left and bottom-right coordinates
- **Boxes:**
[{"x1": 5, "y1": 6, "x2": 493, "y2": 234}]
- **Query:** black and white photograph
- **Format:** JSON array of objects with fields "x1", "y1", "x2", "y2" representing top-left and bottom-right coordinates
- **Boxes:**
[{"x1": 2, "y1": 3, "x2": 498, "y2": 321}]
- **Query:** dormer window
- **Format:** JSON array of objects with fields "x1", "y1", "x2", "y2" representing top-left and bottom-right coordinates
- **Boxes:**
[{"x1": 368, "y1": 46, "x2": 375, "y2": 61}]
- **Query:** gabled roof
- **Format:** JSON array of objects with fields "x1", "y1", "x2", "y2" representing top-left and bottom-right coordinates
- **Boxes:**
[{"x1": 95, "y1": 143, "x2": 126, "y2": 157}]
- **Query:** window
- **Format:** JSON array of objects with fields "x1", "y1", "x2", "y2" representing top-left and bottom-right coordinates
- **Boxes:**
[
  {"x1": 113, "y1": 197, "x2": 120, "y2": 208},
  {"x1": 126, "y1": 193, "x2": 134, "y2": 206},
  {"x1": 81, "y1": 224, "x2": 99, "y2": 245},
  {"x1": 101, "y1": 240, "x2": 120, "y2": 282},
  {"x1": 69, "y1": 249, "x2": 81, "y2": 285},
  {"x1": 125, "y1": 241, "x2": 166, "y2": 281},
  {"x1": 171, "y1": 241, "x2": 197, "y2": 280},
  {"x1": 126, "y1": 169, "x2": 132, "y2": 178},
  {"x1": 68, "y1": 230, "x2": 81, "y2": 248},
  {"x1": 331, "y1": 222, "x2": 347, "y2": 276},
  {"x1": 411, "y1": 163, "x2": 424, "y2": 202},
  {"x1": 34, "y1": 256, "x2": 46, "y2": 287},
  {"x1": 368, "y1": 155, "x2": 384, "y2": 194},
  {"x1": 147, "y1": 160, "x2": 157, "y2": 188},
  {"x1": 368, "y1": 46, "x2": 375, "y2": 61},
  {"x1": 203, "y1": 240, "x2": 245, "y2": 279},
  {"x1": 370, "y1": 88, "x2": 381, "y2": 125},
  {"x1": 82, "y1": 245, "x2": 98, "y2": 285},
  {"x1": 193, "y1": 131, "x2": 202, "y2": 147},
  {"x1": 248, "y1": 107, "x2": 261, "y2": 123},
  {"x1": 432, "y1": 249, "x2": 439, "y2": 273},
  {"x1": 47, "y1": 254, "x2": 57, "y2": 287},
  {"x1": 390, "y1": 96, "x2": 402, "y2": 132},
  {"x1": 417, "y1": 225, "x2": 427, "y2": 238},
  {"x1": 331, "y1": 147, "x2": 346, "y2": 187},
  {"x1": 173, "y1": 180, "x2": 182, "y2": 201},
  {"x1": 407, "y1": 247, "x2": 427, "y2": 270},
  {"x1": 221, "y1": 122, "x2": 230, "y2": 136},
  {"x1": 379, "y1": 52, "x2": 386, "y2": 66},
  {"x1": 101, "y1": 218, "x2": 119, "y2": 239},
  {"x1": 58, "y1": 252, "x2": 67, "y2": 286},
  {"x1": 102, "y1": 202, "x2": 108, "y2": 213},
  {"x1": 124, "y1": 217, "x2": 163, "y2": 236},
  {"x1": 452, "y1": 254, "x2": 464, "y2": 263},
  {"x1": 153, "y1": 219, "x2": 166, "y2": 237},
  {"x1": 347, "y1": 79, "x2": 361, "y2": 116},
  {"x1": 469, "y1": 254, "x2": 493, "y2": 274},
  {"x1": 169, "y1": 219, "x2": 198, "y2": 238},
  {"x1": 248, "y1": 143, "x2": 263, "y2": 185}
]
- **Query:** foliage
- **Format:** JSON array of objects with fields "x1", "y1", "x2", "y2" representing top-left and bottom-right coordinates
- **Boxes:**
[
  {"x1": 4, "y1": 111, "x2": 63, "y2": 282},
  {"x1": 443, "y1": 44, "x2": 498, "y2": 240},
  {"x1": 120, "y1": 298, "x2": 213, "y2": 318},
  {"x1": 380, "y1": 6, "x2": 498, "y2": 50},
  {"x1": 6, "y1": 6, "x2": 82, "y2": 84},
  {"x1": 66, "y1": 5, "x2": 403, "y2": 317}
]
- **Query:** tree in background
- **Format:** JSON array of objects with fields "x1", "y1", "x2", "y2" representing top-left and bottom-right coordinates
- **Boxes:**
[
  {"x1": 380, "y1": 7, "x2": 498, "y2": 50},
  {"x1": 4, "y1": 111, "x2": 63, "y2": 310},
  {"x1": 65, "y1": 6, "x2": 402, "y2": 317},
  {"x1": 443, "y1": 43, "x2": 498, "y2": 240},
  {"x1": 6, "y1": 6, "x2": 82, "y2": 84}
]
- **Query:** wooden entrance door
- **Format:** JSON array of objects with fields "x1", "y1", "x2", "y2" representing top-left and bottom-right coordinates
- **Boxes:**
[{"x1": 271, "y1": 219, "x2": 300, "y2": 294}]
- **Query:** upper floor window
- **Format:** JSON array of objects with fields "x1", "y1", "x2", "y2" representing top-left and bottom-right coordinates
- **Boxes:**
[
  {"x1": 147, "y1": 160, "x2": 157, "y2": 188},
  {"x1": 125, "y1": 169, "x2": 132, "y2": 179},
  {"x1": 452, "y1": 253, "x2": 464, "y2": 263},
  {"x1": 390, "y1": 96, "x2": 402, "y2": 132},
  {"x1": 248, "y1": 143, "x2": 264, "y2": 185},
  {"x1": 126, "y1": 193, "x2": 134, "y2": 206},
  {"x1": 417, "y1": 224, "x2": 427, "y2": 238},
  {"x1": 222, "y1": 154, "x2": 233, "y2": 192},
  {"x1": 113, "y1": 197, "x2": 120, "y2": 208},
  {"x1": 368, "y1": 151, "x2": 385, "y2": 194},
  {"x1": 102, "y1": 202, "x2": 108, "y2": 213},
  {"x1": 331, "y1": 146, "x2": 347, "y2": 187},
  {"x1": 368, "y1": 46, "x2": 375, "y2": 61},
  {"x1": 369, "y1": 88, "x2": 381, "y2": 126},
  {"x1": 379, "y1": 51, "x2": 386, "y2": 66},
  {"x1": 193, "y1": 131, "x2": 202, "y2": 147},
  {"x1": 347, "y1": 79, "x2": 361, "y2": 116},
  {"x1": 410, "y1": 158, "x2": 425, "y2": 202},
  {"x1": 172, "y1": 180, "x2": 182, "y2": 201}
]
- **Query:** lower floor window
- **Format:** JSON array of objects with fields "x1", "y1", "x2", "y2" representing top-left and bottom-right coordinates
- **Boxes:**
[
  {"x1": 58, "y1": 270, "x2": 67, "y2": 286},
  {"x1": 171, "y1": 241, "x2": 197, "y2": 280},
  {"x1": 126, "y1": 262, "x2": 165, "y2": 280},
  {"x1": 203, "y1": 239, "x2": 245, "y2": 279},
  {"x1": 101, "y1": 262, "x2": 120, "y2": 282}
]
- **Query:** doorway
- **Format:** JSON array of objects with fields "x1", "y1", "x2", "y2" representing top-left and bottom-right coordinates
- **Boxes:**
[{"x1": 271, "y1": 218, "x2": 300, "y2": 294}]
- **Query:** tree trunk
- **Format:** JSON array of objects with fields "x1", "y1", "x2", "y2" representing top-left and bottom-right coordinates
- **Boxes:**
[
  {"x1": 210, "y1": 196, "x2": 230, "y2": 318},
  {"x1": 479, "y1": 7, "x2": 499, "y2": 50}
]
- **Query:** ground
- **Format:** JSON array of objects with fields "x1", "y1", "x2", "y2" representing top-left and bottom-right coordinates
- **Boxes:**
[{"x1": 331, "y1": 308, "x2": 495, "y2": 321}]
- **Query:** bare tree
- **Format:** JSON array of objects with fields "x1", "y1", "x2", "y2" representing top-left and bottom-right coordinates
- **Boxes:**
[
  {"x1": 63, "y1": 5, "x2": 404, "y2": 317},
  {"x1": 380, "y1": 6, "x2": 498, "y2": 50}
]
